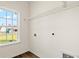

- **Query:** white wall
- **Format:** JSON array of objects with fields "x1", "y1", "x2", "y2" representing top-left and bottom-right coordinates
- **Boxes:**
[
  {"x1": 0, "y1": 2, "x2": 29, "y2": 58},
  {"x1": 30, "y1": 1, "x2": 63, "y2": 17},
  {"x1": 29, "y1": 1, "x2": 79, "y2": 58}
]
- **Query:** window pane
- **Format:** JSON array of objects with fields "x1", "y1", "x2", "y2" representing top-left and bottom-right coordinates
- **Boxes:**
[
  {"x1": 0, "y1": 9, "x2": 6, "y2": 18},
  {"x1": 7, "y1": 19, "x2": 12, "y2": 26},
  {"x1": 6, "y1": 27, "x2": 13, "y2": 40},
  {"x1": 13, "y1": 13, "x2": 17, "y2": 26},
  {"x1": 13, "y1": 34, "x2": 17, "y2": 40},
  {"x1": 0, "y1": 33, "x2": 3, "y2": 40},
  {"x1": 13, "y1": 19, "x2": 17, "y2": 26},
  {"x1": 2, "y1": 18, "x2": 6, "y2": 26},
  {"x1": 2, "y1": 33, "x2": 6, "y2": 40},
  {"x1": 0, "y1": 33, "x2": 6, "y2": 40},
  {"x1": 0, "y1": 18, "x2": 6, "y2": 26},
  {"x1": 0, "y1": 27, "x2": 7, "y2": 40},
  {"x1": 0, "y1": 18, "x2": 3, "y2": 26},
  {"x1": 7, "y1": 10, "x2": 12, "y2": 19},
  {"x1": 7, "y1": 34, "x2": 12, "y2": 40},
  {"x1": 13, "y1": 13, "x2": 17, "y2": 19},
  {"x1": 13, "y1": 27, "x2": 18, "y2": 33},
  {"x1": 13, "y1": 27, "x2": 17, "y2": 40},
  {"x1": 0, "y1": 27, "x2": 6, "y2": 33},
  {"x1": 6, "y1": 27, "x2": 12, "y2": 33}
]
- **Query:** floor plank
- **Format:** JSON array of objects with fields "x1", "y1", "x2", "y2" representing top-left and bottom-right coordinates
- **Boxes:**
[{"x1": 13, "y1": 51, "x2": 39, "y2": 58}]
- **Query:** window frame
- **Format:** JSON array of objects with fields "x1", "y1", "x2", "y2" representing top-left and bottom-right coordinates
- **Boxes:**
[{"x1": 0, "y1": 7, "x2": 20, "y2": 46}]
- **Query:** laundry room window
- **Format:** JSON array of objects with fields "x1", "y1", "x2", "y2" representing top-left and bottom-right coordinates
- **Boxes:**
[{"x1": 0, "y1": 8, "x2": 20, "y2": 46}]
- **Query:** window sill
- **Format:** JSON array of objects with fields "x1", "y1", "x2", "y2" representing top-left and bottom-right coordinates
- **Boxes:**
[{"x1": 0, "y1": 40, "x2": 20, "y2": 47}]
